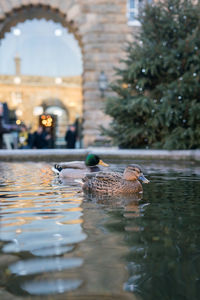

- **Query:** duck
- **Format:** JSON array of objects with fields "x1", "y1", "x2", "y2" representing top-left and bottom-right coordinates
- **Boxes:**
[
  {"x1": 52, "y1": 154, "x2": 109, "y2": 179},
  {"x1": 82, "y1": 164, "x2": 149, "y2": 195}
]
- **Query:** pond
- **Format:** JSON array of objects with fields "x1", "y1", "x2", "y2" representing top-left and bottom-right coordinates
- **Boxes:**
[{"x1": 0, "y1": 161, "x2": 199, "y2": 300}]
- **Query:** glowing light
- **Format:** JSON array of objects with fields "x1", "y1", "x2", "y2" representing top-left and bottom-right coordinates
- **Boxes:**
[
  {"x1": 122, "y1": 83, "x2": 128, "y2": 89},
  {"x1": 40, "y1": 115, "x2": 53, "y2": 127},
  {"x1": 33, "y1": 106, "x2": 44, "y2": 116},
  {"x1": 14, "y1": 77, "x2": 21, "y2": 85},
  {"x1": 13, "y1": 28, "x2": 21, "y2": 36},
  {"x1": 16, "y1": 109, "x2": 23, "y2": 117},
  {"x1": 55, "y1": 77, "x2": 63, "y2": 85},
  {"x1": 54, "y1": 29, "x2": 62, "y2": 36},
  {"x1": 16, "y1": 120, "x2": 21, "y2": 125}
]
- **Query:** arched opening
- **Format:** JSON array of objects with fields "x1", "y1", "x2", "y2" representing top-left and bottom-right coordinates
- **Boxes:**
[
  {"x1": 45, "y1": 106, "x2": 68, "y2": 147},
  {"x1": 0, "y1": 4, "x2": 81, "y2": 44},
  {"x1": 41, "y1": 98, "x2": 69, "y2": 148},
  {"x1": 0, "y1": 4, "x2": 83, "y2": 148}
]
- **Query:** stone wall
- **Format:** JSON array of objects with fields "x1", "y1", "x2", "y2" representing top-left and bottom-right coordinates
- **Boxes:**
[
  {"x1": 0, "y1": 74, "x2": 82, "y2": 134},
  {"x1": 0, "y1": 0, "x2": 135, "y2": 146}
]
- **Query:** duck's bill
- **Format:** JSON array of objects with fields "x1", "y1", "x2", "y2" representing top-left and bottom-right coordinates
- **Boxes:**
[
  {"x1": 139, "y1": 174, "x2": 150, "y2": 184},
  {"x1": 98, "y1": 160, "x2": 109, "y2": 167}
]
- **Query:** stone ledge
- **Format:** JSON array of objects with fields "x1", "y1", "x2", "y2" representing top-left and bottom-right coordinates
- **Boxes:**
[{"x1": 0, "y1": 148, "x2": 199, "y2": 162}]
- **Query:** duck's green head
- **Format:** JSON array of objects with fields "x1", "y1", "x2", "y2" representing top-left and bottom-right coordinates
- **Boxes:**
[{"x1": 85, "y1": 154, "x2": 109, "y2": 167}]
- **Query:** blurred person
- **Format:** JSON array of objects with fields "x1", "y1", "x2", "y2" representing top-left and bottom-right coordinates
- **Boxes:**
[
  {"x1": 43, "y1": 127, "x2": 54, "y2": 149},
  {"x1": 31, "y1": 125, "x2": 47, "y2": 149},
  {"x1": 0, "y1": 103, "x2": 17, "y2": 149},
  {"x1": 18, "y1": 124, "x2": 31, "y2": 149},
  {"x1": 65, "y1": 124, "x2": 77, "y2": 149},
  {"x1": 3, "y1": 133, "x2": 13, "y2": 149},
  {"x1": 74, "y1": 117, "x2": 83, "y2": 148}
]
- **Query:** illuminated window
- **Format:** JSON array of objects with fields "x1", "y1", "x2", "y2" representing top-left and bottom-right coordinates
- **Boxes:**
[
  {"x1": 127, "y1": 0, "x2": 152, "y2": 26},
  {"x1": 11, "y1": 92, "x2": 22, "y2": 105}
]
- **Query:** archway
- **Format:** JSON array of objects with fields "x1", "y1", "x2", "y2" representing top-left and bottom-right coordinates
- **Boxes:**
[
  {"x1": 0, "y1": 3, "x2": 84, "y2": 147},
  {"x1": 0, "y1": 1, "x2": 131, "y2": 146},
  {"x1": 42, "y1": 98, "x2": 69, "y2": 148},
  {"x1": 0, "y1": 4, "x2": 81, "y2": 45}
]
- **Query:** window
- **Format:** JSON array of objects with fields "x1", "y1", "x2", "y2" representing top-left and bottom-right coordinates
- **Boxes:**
[
  {"x1": 11, "y1": 92, "x2": 22, "y2": 105},
  {"x1": 127, "y1": 0, "x2": 152, "y2": 26}
]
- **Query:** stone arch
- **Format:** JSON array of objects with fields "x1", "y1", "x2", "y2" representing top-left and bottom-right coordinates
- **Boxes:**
[
  {"x1": 41, "y1": 98, "x2": 69, "y2": 121},
  {"x1": 0, "y1": 0, "x2": 132, "y2": 146},
  {"x1": 41, "y1": 98, "x2": 69, "y2": 115},
  {"x1": 0, "y1": 3, "x2": 82, "y2": 47}
]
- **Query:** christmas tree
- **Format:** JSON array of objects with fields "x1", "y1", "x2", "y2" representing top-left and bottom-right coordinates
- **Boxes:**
[{"x1": 103, "y1": 0, "x2": 200, "y2": 149}]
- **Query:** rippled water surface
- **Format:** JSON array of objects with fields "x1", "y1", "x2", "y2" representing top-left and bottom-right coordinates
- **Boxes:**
[{"x1": 0, "y1": 161, "x2": 199, "y2": 299}]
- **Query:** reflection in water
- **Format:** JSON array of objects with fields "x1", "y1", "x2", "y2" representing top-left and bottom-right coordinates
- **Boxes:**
[
  {"x1": 0, "y1": 162, "x2": 199, "y2": 299},
  {"x1": 10, "y1": 257, "x2": 83, "y2": 276},
  {"x1": 0, "y1": 162, "x2": 86, "y2": 296},
  {"x1": 103, "y1": 170, "x2": 200, "y2": 300},
  {"x1": 22, "y1": 279, "x2": 83, "y2": 295}
]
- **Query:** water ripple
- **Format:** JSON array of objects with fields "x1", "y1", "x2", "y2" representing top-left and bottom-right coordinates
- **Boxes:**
[
  {"x1": 1, "y1": 162, "x2": 200, "y2": 299},
  {"x1": 0, "y1": 162, "x2": 86, "y2": 296},
  {"x1": 9, "y1": 257, "x2": 83, "y2": 276},
  {"x1": 21, "y1": 279, "x2": 83, "y2": 295}
]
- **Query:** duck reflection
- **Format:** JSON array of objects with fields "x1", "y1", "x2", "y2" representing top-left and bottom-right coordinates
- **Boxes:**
[
  {"x1": 85, "y1": 192, "x2": 144, "y2": 233},
  {"x1": 80, "y1": 191, "x2": 143, "y2": 299},
  {"x1": 85, "y1": 191, "x2": 142, "y2": 209},
  {"x1": 96, "y1": 171, "x2": 200, "y2": 300}
]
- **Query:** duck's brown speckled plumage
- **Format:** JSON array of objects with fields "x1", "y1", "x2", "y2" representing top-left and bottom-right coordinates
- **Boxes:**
[{"x1": 82, "y1": 164, "x2": 149, "y2": 195}]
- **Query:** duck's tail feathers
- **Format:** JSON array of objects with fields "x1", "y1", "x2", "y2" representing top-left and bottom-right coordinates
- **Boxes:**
[
  {"x1": 52, "y1": 164, "x2": 62, "y2": 175},
  {"x1": 74, "y1": 179, "x2": 84, "y2": 186}
]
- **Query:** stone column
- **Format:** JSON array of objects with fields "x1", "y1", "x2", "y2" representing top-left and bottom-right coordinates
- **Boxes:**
[{"x1": 80, "y1": 3, "x2": 133, "y2": 147}]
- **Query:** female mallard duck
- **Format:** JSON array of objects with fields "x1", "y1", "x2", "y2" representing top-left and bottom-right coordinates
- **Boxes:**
[
  {"x1": 82, "y1": 164, "x2": 149, "y2": 194},
  {"x1": 52, "y1": 154, "x2": 109, "y2": 179}
]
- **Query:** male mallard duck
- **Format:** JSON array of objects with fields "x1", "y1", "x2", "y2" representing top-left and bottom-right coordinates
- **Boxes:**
[
  {"x1": 52, "y1": 154, "x2": 109, "y2": 179},
  {"x1": 82, "y1": 164, "x2": 149, "y2": 194}
]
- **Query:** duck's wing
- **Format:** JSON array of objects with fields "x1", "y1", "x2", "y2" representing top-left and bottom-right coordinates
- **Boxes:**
[
  {"x1": 83, "y1": 171, "x2": 122, "y2": 193},
  {"x1": 57, "y1": 161, "x2": 86, "y2": 170},
  {"x1": 60, "y1": 168, "x2": 86, "y2": 179},
  {"x1": 95, "y1": 171, "x2": 122, "y2": 182},
  {"x1": 84, "y1": 171, "x2": 122, "y2": 181}
]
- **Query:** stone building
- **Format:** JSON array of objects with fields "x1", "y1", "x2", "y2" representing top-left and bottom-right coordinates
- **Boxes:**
[
  {"x1": 0, "y1": 0, "x2": 142, "y2": 146},
  {"x1": 0, "y1": 70, "x2": 82, "y2": 147}
]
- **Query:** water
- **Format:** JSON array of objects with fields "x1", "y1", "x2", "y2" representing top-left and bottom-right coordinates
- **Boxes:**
[{"x1": 0, "y1": 161, "x2": 199, "y2": 299}]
